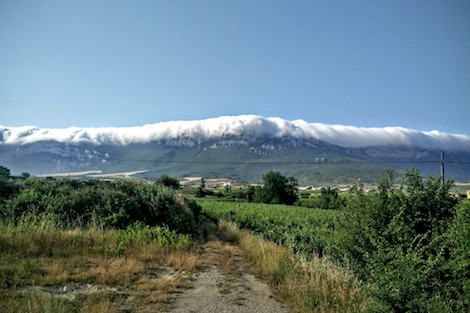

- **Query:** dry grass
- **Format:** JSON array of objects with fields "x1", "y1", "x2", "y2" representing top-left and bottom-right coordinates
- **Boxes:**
[
  {"x1": 219, "y1": 220, "x2": 377, "y2": 313},
  {"x1": 166, "y1": 249, "x2": 200, "y2": 271},
  {"x1": 0, "y1": 222, "x2": 199, "y2": 313}
]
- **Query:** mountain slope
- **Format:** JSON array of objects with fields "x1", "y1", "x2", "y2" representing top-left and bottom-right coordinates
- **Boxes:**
[{"x1": 1, "y1": 116, "x2": 469, "y2": 184}]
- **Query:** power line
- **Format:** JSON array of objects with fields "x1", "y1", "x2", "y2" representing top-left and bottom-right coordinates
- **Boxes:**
[{"x1": 446, "y1": 161, "x2": 470, "y2": 165}]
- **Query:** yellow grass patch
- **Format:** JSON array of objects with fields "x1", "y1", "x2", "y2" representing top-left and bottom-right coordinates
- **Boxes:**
[{"x1": 0, "y1": 224, "x2": 199, "y2": 312}]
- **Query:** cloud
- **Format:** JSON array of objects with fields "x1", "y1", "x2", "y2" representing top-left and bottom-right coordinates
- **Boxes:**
[{"x1": 1, "y1": 115, "x2": 469, "y2": 151}]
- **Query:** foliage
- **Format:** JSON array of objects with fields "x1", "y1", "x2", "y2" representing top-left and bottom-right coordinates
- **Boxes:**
[
  {"x1": 0, "y1": 177, "x2": 18, "y2": 202},
  {"x1": 319, "y1": 187, "x2": 345, "y2": 210},
  {"x1": 215, "y1": 185, "x2": 256, "y2": 202},
  {"x1": 195, "y1": 177, "x2": 206, "y2": 197},
  {"x1": 255, "y1": 171, "x2": 298, "y2": 205},
  {"x1": 156, "y1": 174, "x2": 180, "y2": 189},
  {"x1": 0, "y1": 172, "x2": 19, "y2": 219},
  {"x1": 0, "y1": 176, "x2": 198, "y2": 234},
  {"x1": 446, "y1": 199, "x2": 470, "y2": 307},
  {"x1": 336, "y1": 169, "x2": 467, "y2": 312},
  {"x1": 197, "y1": 198, "x2": 339, "y2": 257},
  {"x1": 88, "y1": 222, "x2": 192, "y2": 256},
  {"x1": 294, "y1": 194, "x2": 322, "y2": 208},
  {"x1": 218, "y1": 221, "x2": 375, "y2": 313},
  {"x1": 116, "y1": 222, "x2": 191, "y2": 250},
  {"x1": 198, "y1": 168, "x2": 469, "y2": 312},
  {"x1": 135, "y1": 182, "x2": 197, "y2": 233},
  {"x1": 0, "y1": 165, "x2": 10, "y2": 178},
  {"x1": 0, "y1": 214, "x2": 197, "y2": 312}
]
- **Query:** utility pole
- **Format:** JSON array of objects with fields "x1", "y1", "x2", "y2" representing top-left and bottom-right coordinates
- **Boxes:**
[{"x1": 441, "y1": 151, "x2": 445, "y2": 186}]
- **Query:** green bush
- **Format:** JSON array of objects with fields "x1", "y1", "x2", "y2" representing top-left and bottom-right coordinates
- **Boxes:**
[
  {"x1": 336, "y1": 169, "x2": 467, "y2": 312},
  {"x1": 2, "y1": 178, "x2": 197, "y2": 235},
  {"x1": 446, "y1": 200, "x2": 470, "y2": 308},
  {"x1": 156, "y1": 174, "x2": 180, "y2": 189}
]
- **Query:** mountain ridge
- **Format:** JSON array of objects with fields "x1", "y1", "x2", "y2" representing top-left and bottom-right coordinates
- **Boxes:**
[
  {"x1": 1, "y1": 116, "x2": 469, "y2": 184},
  {"x1": 2, "y1": 115, "x2": 470, "y2": 151}
]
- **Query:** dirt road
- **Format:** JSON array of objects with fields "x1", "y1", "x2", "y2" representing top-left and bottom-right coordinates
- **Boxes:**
[{"x1": 168, "y1": 240, "x2": 292, "y2": 313}]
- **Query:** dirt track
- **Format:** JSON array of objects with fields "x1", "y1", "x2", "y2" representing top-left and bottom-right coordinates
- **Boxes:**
[
  {"x1": 168, "y1": 241, "x2": 291, "y2": 313},
  {"x1": 166, "y1": 215, "x2": 292, "y2": 313}
]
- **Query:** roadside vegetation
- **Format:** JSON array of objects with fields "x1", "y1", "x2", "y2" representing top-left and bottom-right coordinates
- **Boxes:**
[
  {"x1": 0, "y1": 218, "x2": 199, "y2": 312},
  {"x1": 218, "y1": 220, "x2": 376, "y2": 313},
  {"x1": 0, "y1": 167, "x2": 200, "y2": 312},
  {"x1": 1, "y1": 165, "x2": 469, "y2": 312}
]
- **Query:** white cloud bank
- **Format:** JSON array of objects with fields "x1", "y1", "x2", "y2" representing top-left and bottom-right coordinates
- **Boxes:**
[{"x1": 1, "y1": 115, "x2": 469, "y2": 152}]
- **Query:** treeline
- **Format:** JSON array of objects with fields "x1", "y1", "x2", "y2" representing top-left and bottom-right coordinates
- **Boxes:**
[
  {"x1": 0, "y1": 166, "x2": 199, "y2": 235},
  {"x1": 196, "y1": 171, "x2": 345, "y2": 210}
]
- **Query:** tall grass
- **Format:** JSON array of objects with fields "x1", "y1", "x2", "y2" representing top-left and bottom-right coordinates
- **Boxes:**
[{"x1": 219, "y1": 221, "x2": 377, "y2": 313}]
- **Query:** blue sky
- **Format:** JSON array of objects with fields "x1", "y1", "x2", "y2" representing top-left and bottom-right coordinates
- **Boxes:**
[{"x1": 1, "y1": 1, "x2": 469, "y2": 134}]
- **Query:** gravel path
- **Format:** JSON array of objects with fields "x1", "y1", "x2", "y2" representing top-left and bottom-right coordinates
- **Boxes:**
[{"x1": 167, "y1": 242, "x2": 292, "y2": 313}]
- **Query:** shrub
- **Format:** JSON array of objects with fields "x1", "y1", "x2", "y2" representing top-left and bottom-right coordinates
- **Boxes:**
[
  {"x1": 156, "y1": 174, "x2": 180, "y2": 189},
  {"x1": 3, "y1": 178, "x2": 197, "y2": 234},
  {"x1": 336, "y1": 169, "x2": 466, "y2": 312}
]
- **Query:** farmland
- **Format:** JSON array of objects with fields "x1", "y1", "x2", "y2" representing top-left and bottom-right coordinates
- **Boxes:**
[{"x1": 197, "y1": 199, "x2": 339, "y2": 257}]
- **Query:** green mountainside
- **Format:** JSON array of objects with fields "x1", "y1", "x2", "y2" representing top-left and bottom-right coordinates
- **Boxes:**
[{"x1": 2, "y1": 137, "x2": 469, "y2": 185}]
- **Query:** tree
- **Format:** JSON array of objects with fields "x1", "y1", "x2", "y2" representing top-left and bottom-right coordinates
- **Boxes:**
[
  {"x1": 0, "y1": 166, "x2": 15, "y2": 202},
  {"x1": 319, "y1": 187, "x2": 344, "y2": 210},
  {"x1": 196, "y1": 177, "x2": 206, "y2": 197},
  {"x1": 156, "y1": 174, "x2": 180, "y2": 189},
  {"x1": 256, "y1": 171, "x2": 298, "y2": 205},
  {"x1": 0, "y1": 166, "x2": 10, "y2": 178},
  {"x1": 22, "y1": 172, "x2": 31, "y2": 179}
]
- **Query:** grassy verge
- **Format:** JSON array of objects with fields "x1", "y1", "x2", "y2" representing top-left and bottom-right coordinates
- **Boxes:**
[
  {"x1": 0, "y1": 217, "x2": 199, "y2": 312},
  {"x1": 218, "y1": 220, "x2": 377, "y2": 313}
]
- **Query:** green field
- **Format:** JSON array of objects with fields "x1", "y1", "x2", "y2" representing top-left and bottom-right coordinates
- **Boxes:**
[{"x1": 197, "y1": 198, "x2": 339, "y2": 257}]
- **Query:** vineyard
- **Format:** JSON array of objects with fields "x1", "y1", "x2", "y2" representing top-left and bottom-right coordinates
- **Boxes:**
[{"x1": 197, "y1": 199, "x2": 339, "y2": 257}]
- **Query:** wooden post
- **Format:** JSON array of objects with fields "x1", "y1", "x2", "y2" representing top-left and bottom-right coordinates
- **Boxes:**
[{"x1": 441, "y1": 151, "x2": 445, "y2": 185}]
